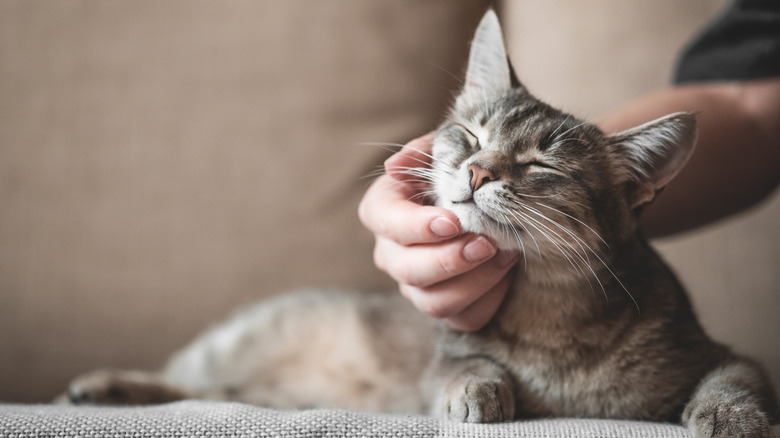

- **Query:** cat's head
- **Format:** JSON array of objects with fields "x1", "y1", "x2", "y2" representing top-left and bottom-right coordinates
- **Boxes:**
[{"x1": 431, "y1": 10, "x2": 696, "y2": 266}]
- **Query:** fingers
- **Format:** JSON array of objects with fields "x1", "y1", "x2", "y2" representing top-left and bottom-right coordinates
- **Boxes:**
[
  {"x1": 398, "y1": 250, "x2": 520, "y2": 322},
  {"x1": 444, "y1": 273, "x2": 514, "y2": 332},
  {"x1": 360, "y1": 131, "x2": 519, "y2": 332},
  {"x1": 359, "y1": 174, "x2": 460, "y2": 246},
  {"x1": 384, "y1": 132, "x2": 436, "y2": 181},
  {"x1": 374, "y1": 234, "x2": 498, "y2": 288},
  {"x1": 358, "y1": 131, "x2": 452, "y2": 246}
]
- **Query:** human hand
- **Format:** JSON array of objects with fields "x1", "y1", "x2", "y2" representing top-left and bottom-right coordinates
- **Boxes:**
[{"x1": 358, "y1": 132, "x2": 520, "y2": 331}]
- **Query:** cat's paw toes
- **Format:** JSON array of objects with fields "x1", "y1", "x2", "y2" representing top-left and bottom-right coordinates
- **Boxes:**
[
  {"x1": 65, "y1": 369, "x2": 131, "y2": 405},
  {"x1": 683, "y1": 397, "x2": 770, "y2": 438},
  {"x1": 62, "y1": 369, "x2": 185, "y2": 405},
  {"x1": 444, "y1": 378, "x2": 514, "y2": 423}
]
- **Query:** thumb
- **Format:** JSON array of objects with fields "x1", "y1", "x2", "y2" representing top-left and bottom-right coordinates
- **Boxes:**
[{"x1": 385, "y1": 132, "x2": 436, "y2": 181}]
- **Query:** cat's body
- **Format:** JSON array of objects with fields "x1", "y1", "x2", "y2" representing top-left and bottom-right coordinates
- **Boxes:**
[
  {"x1": 67, "y1": 289, "x2": 435, "y2": 412},
  {"x1": 431, "y1": 234, "x2": 727, "y2": 421},
  {"x1": 66, "y1": 10, "x2": 777, "y2": 438}
]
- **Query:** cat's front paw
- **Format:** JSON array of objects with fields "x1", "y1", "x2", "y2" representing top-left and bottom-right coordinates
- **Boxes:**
[
  {"x1": 683, "y1": 395, "x2": 770, "y2": 438},
  {"x1": 442, "y1": 377, "x2": 515, "y2": 423},
  {"x1": 61, "y1": 369, "x2": 187, "y2": 405},
  {"x1": 64, "y1": 369, "x2": 138, "y2": 404}
]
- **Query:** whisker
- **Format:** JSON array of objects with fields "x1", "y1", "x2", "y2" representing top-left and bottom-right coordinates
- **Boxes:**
[
  {"x1": 358, "y1": 141, "x2": 406, "y2": 148},
  {"x1": 357, "y1": 142, "x2": 406, "y2": 157},
  {"x1": 548, "y1": 137, "x2": 582, "y2": 150},
  {"x1": 548, "y1": 114, "x2": 572, "y2": 140},
  {"x1": 534, "y1": 202, "x2": 609, "y2": 248},
  {"x1": 520, "y1": 204, "x2": 592, "y2": 265},
  {"x1": 513, "y1": 205, "x2": 601, "y2": 297},
  {"x1": 359, "y1": 167, "x2": 388, "y2": 180},
  {"x1": 551, "y1": 119, "x2": 592, "y2": 144},
  {"x1": 512, "y1": 208, "x2": 590, "y2": 269},
  {"x1": 359, "y1": 142, "x2": 454, "y2": 171},
  {"x1": 401, "y1": 145, "x2": 438, "y2": 163},
  {"x1": 520, "y1": 202, "x2": 639, "y2": 312},
  {"x1": 428, "y1": 61, "x2": 464, "y2": 85},
  {"x1": 499, "y1": 208, "x2": 550, "y2": 266},
  {"x1": 498, "y1": 212, "x2": 529, "y2": 271},
  {"x1": 509, "y1": 188, "x2": 562, "y2": 199},
  {"x1": 512, "y1": 208, "x2": 594, "y2": 289},
  {"x1": 408, "y1": 191, "x2": 437, "y2": 204}
]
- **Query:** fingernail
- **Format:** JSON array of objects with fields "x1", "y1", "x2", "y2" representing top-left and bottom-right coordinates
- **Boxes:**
[
  {"x1": 496, "y1": 250, "x2": 520, "y2": 268},
  {"x1": 463, "y1": 236, "x2": 496, "y2": 263},
  {"x1": 430, "y1": 217, "x2": 459, "y2": 238}
]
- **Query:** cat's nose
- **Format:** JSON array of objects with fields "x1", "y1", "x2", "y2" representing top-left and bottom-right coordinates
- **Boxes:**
[{"x1": 468, "y1": 163, "x2": 496, "y2": 191}]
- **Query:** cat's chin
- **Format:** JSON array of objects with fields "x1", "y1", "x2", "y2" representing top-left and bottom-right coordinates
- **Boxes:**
[{"x1": 444, "y1": 202, "x2": 523, "y2": 251}]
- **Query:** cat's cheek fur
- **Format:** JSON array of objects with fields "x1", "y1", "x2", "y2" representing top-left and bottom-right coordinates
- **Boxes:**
[
  {"x1": 433, "y1": 166, "x2": 484, "y2": 233},
  {"x1": 441, "y1": 201, "x2": 522, "y2": 251},
  {"x1": 445, "y1": 203, "x2": 486, "y2": 234}
]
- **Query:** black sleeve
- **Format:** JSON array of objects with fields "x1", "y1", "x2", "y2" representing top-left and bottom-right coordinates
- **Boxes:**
[{"x1": 674, "y1": 0, "x2": 780, "y2": 84}]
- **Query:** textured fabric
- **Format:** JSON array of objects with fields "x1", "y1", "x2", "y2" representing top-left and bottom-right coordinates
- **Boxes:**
[
  {"x1": 675, "y1": 0, "x2": 780, "y2": 83},
  {"x1": 4, "y1": 401, "x2": 780, "y2": 438},
  {"x1": 0, "y1": 402, "x2": 682, "y2": 438}
]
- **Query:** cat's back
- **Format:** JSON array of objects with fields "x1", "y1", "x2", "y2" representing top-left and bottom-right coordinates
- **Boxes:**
[{"x1": 162, "y1": 289, "x2": 436, "y2": 413}]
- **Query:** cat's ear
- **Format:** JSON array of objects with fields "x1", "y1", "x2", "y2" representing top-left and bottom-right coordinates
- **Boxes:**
[
  {"x1": 609, "y1": 112, "x2": 697, "y2": 209},
  {"x1": 462, "y1": 9, "x2": 518, "y2": 96}
]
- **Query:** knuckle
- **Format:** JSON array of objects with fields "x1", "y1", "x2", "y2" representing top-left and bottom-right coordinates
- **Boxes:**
[
  {"x1": 357, "y1": 181, "x2": 391, "y2": 237},
  {"x1": 390, "y1": 255, "x2": 425, "y2": 287},
  {"x1": 398, "y1": 284, "x2": 416, "y2": 302},
  {"x1": 396, "y1": 262, "x2": 419, "y2": 287},
  {"x1": 357, "y1": 197, "x2": 369, "y2": 226},
  {"x1": 434, "y1": 254, "x2": 462, "y2": 278},
  {"x1": 372, "y1": 244, "x2": 388, "y2": 273},
  {"x1": 445, "y1": 314, "x2": 481, "y2": 333},
  {"x1": 417, "y1": 297, "x2": 454, "y2": 320},
  {"x1": 400, "y1": 285, "x2": 451, "y2": 319},
  {"x1": 377, "y1": 216, "x2": 390, "y2": 239}
]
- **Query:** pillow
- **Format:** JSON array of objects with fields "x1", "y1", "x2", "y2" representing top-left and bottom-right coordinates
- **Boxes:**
[{"x1": 0, "y1": 0, "x2": 489, "y2": 402}]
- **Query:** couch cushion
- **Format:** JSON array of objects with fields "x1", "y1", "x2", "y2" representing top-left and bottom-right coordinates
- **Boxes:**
[{"x1": 0, "y1": 0, "x2": 489, "y2": 402}]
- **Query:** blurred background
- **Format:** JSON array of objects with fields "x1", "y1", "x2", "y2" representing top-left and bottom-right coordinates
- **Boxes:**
[{"x1": 1, "y1": 0, "x2": 777, "y2": 403}]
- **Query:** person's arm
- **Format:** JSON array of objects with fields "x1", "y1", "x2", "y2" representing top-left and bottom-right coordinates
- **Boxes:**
[{"x1": 599, "y1": 77, "x2": 780, "y2": 237}]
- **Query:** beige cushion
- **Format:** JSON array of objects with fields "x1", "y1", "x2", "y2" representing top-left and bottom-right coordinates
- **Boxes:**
[{"x1": 0, "y1": 0, "x2": 489, "y2": 402}]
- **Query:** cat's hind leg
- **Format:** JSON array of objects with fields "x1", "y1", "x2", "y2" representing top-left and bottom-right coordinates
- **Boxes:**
[
  {"x1": 62, "y1": 369, "x2": 191, "y2": 405},
  {"x1": 682, "y1": 358, "x2": 778, "y2": 438}
]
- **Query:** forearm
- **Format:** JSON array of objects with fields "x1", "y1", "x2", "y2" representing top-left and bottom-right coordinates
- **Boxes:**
[{"x1": 599, "y1": 78, "x2": 780, "y2": 237}]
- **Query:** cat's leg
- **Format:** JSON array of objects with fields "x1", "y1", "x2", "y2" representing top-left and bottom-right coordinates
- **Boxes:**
[
  {"x1": 62, "y1": 369, "x2": 191, "y2": 405},
  {"x1": 682, "y1": 358, "x2": 778, "y2": 438},
  {"x1": 426, "y1": 355, "x2": 515, "y2": 423}
]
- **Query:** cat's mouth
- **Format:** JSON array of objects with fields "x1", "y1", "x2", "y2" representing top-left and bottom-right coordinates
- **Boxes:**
[
  {"x1": 435, "y1": 179, "x2": 525, "y2": 243},
  {"x1": 450, "y1": 198, "x2": 522, "y2": 232}
]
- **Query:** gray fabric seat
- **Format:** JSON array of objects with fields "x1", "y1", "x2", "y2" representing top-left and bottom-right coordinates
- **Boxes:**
[{"x1": 8, "y1": 401, "x2": 771, "y2": 438}]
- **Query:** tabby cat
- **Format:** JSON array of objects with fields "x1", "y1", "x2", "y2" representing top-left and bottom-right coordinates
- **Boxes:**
[{"x1": 66, "y1": 10, "x2": 777, "y2": 438}]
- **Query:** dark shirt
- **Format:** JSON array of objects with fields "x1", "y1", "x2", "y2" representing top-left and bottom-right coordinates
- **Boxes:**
[{"x1": 674, "y1": 0, "x2": 780, "y2": 84}]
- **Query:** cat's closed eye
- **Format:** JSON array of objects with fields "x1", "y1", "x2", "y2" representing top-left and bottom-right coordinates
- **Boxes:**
[
  {"x1": 456, "y1": 124, "x2": 481, "y2": 151},
  {"x1": 516, "y1": 161, "x2": 557, "y2": 171},
  {"x1": 514, "y1": 160, "x2": 565, "y2": 176}
]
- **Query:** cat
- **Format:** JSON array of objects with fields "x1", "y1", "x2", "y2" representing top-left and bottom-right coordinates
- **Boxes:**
[{"x1": 65, "y1": 9, "x2": 777, "y2": 438}]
